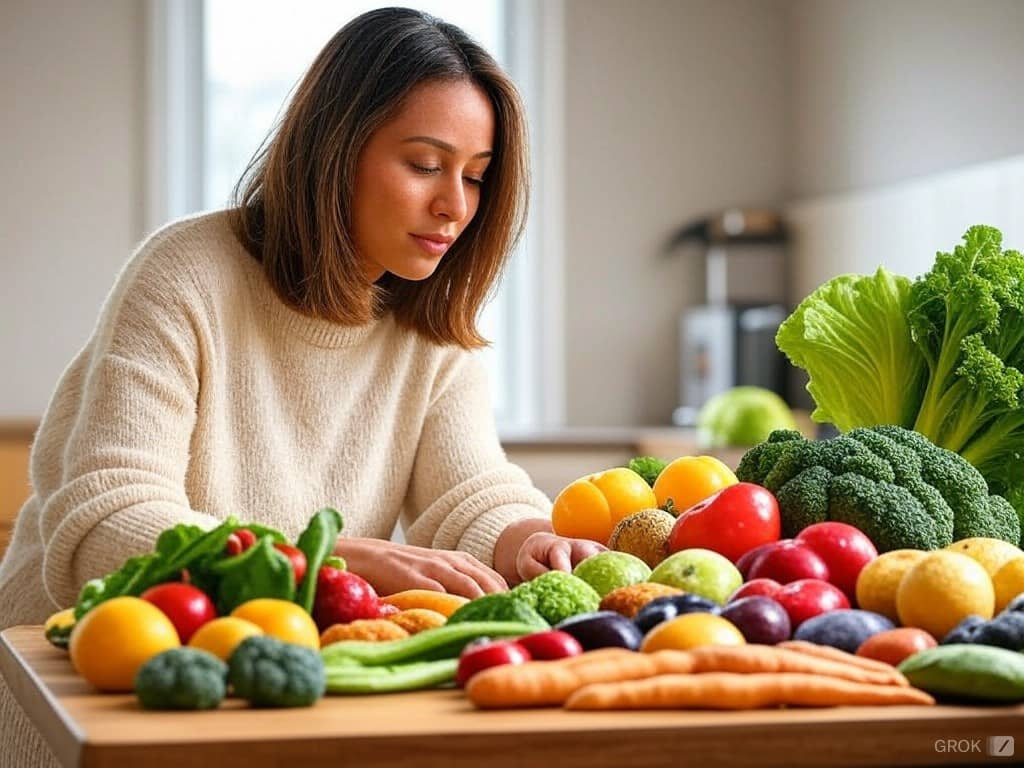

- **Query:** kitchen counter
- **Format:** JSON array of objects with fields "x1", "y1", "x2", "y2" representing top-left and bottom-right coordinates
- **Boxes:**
[{"x1": 2, "y1": 625, "x2": 1022, "y2": 768}]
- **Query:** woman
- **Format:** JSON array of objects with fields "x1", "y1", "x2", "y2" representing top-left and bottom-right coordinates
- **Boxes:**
[{"x1": 0, "y1": 8, "x2": 602, "y2": 764}]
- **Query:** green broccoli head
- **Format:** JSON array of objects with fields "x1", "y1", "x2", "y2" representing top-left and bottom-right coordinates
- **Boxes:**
[
  {"x1": 445, "y1": 592, "x2": 549, "y2": 629},
  {"x1": 227, "y1": 635, "x2": 325, "y2": 708},
  {"x1": 511, "y1": 571, "x2": 601, "y2": 625},
  {"x1": 735, "y1": 425, "x2": 1015, "y2": 551},
  {"x1": 134, "y1": 647, "x2": 227, "y2": 710}
]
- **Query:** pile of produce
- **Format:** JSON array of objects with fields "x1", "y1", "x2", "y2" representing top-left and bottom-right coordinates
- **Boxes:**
[{"x1": 775, "y1": 225, "x2": 1024, "y2": 525}]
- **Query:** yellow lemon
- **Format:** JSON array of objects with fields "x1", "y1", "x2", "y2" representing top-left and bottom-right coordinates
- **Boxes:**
[
  {"x1": 231, "y1": 598, "x2": 320, "y2": 649},
  {"x1": 188, "y1": 616, "x2": 263, "y2": 661},
  {"x1": 896, "y1": 551, "x2": 995, "y2": 639},
  {"x1": 640, "y1": 613, "x2": 745, "y2": 652},
  {"x1": 945, "y1": 537, "x2": 1023, "y2": 578},
  {"x1": 854, "y1": 549, "x2": 927, "y2": 623},
  {"x1": 552, "y1": 467, "x2": 657, "y2": 544},
  {"x1": 69, "y1": 597, "x2": 180, "y2": 691},
  {"x1": 993, "y1": 557, "x2": 1024, "y2": 613}
]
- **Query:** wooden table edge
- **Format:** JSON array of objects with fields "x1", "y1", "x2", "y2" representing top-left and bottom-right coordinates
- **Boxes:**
[
  {"x1": 3, "y1": 624, "x2": 1024, "y2": 767},
  {"x1": 1, "y1": 627, "x2": 84, "y2": 767}
]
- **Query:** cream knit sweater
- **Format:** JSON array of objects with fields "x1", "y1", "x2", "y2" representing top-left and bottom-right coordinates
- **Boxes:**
[{"x1": 0, "y1": 211, "x2": 550, "y2": 766}]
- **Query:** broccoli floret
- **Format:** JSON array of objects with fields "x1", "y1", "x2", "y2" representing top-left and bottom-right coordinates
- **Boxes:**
[
  {"x1": 134, "y1": 647, "x2": 227, "y2": 710},
  {"x1": 446, "y1": 592, "x2": 549, "y2": 629},
  {"x1": 829, "y1": 473, "x2": 948, "y2": 551},
  {"x1": 227, "y1": 635, "x2": 325, "y2": 707},
  {"x1": 774, "y1": 465, "x2": 831, "y2": 536},
  {"x1": 958, "y1": 495, "x2": 1023, "y2": 545},
  {"x1": 736, "y1": 425, "x2": 1013, "y2": 552},
  {"x1": 511, "y1": 571, "x2": 601, "y2": 625},
  {"x1": 626, "y1": 456, "x2": 668, "y2": 487},
  {"x1": 735, "y1": 430, "x2": 803, "y2": 485}
]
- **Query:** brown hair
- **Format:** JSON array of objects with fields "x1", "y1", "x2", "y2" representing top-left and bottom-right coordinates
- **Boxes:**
[{"x1": 230, "y1": 7, "x2": 529, "y2": 348}]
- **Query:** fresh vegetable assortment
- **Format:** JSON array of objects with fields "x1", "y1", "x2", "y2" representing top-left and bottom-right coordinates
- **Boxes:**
[
  {"x1": 775, "y1": 225, "x2": 1024, "y2": 526},
  {"x1": 44, "y1": 224, "x2": 1024, "y2": 719}
]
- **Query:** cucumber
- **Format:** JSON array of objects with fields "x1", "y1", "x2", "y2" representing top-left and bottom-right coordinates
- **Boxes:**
[{"x1": 898, "y1": 644, "x2": 1024, "y2": 702}]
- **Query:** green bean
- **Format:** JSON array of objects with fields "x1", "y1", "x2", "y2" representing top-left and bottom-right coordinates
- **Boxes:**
[
  {"x1": 320, "y1": 620, "x2": 538, "y2": 666},
  {"x1": 324, "y1": 659, "x2": 458, "y2": 694}
]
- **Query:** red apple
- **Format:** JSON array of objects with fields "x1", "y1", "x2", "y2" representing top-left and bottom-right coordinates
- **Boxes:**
[
  {"x1": 728, "y1": 577, "x2": 783, "y2": 602},
  {"x1": 774, "y1": 578, "x2": 850, "y2": 629},
  {"x1": 795, "y1": 522, "x2": 878, "y2": 603},
  {"x1": 667, "y1": 483, "x2": 781, "y2": 563},
  {"x1": 746, "y1": 539, "x2": 830, "y2": 584}
]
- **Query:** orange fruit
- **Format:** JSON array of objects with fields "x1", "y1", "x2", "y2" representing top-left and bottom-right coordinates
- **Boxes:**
[
  {"x1": 652, "y1": 456, "x2": 737, "y2": 514},
  {"x1": 854, "y1": 549, "x2": 927, "y2": 623},
  {"x1": 230, "y1": 598, "x2": 320, "y2": 649},
  {"x1": 993, "y1": 556, "x2": 1024, "y2": 613},
  {"x1": 380, "y1": 589, "x2": 469, "y2": 618},
  {"x1": 896, "y1": 551, "x2": 995, "y2": 639},
  {"x1": 945, "y1": 537, "x2": 1023, "y2": 579},
  {"x1": 188, "y1": 616, "x2": 264, "y2": 661},
  {"x1": 552, "y1": 467, "x2": 657, "y2": 544},
  {"x1": 640, "y1": 612, "x2": 745, "y2": 652},
  {"x1": 69, "y1": 596, "x2": 180, "y2": 691}
]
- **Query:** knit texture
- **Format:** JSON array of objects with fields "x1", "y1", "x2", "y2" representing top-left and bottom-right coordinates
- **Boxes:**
[{"x1": 0, "y1": 210, "x2": 550, "y2": 630}]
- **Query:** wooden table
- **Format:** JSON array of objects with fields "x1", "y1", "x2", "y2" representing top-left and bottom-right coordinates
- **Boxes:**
[{"x1": 2, "y1": 626, "x2": 1022, "y2": 768}]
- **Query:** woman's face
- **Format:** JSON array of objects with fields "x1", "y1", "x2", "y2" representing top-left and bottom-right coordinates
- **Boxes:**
[{"x1": 351, "y1": 79, "x2": 496, "y2": 282}]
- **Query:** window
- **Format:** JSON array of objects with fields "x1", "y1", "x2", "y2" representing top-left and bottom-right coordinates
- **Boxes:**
[{"x1": 146, "y1": 0, "x2": 564, "y2": 430}]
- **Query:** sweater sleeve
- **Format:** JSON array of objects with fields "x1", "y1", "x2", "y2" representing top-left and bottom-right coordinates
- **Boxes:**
[
  {"x1": 35, "y1": 228, "x2": 221, "y2": 609},
  {"x1": 402, "y1": 351, "x2": 551, "y2": 566}
]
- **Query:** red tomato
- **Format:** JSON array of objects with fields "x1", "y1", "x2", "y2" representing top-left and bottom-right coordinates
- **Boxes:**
[
  {"x1": 455, "y1": 640, "x2": 531, "y2": 687},
  {"x1": 856, "y1": 627, "x2": 937, "y2": 666},
  {"x1": 667, "y1": 482, "x2": 781, "y2": 563},
  {"x1": 515, "y1": 630, "x2": 583, "y2": 660},
  {"x1": 140, "y1": 582, "x2": 217, "y2": 643},
  {"x1": 225, "y1": 528, "x2": 258, "y2": 556},
  {"x1": 274, "y1": 543, "x2": 308, "y2": 585}
]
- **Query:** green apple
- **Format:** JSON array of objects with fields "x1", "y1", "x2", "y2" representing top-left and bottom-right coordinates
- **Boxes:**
[
  {"x1": 572, "y1": 551, "x2": 652, "y2": 597},
  {"x1": 648, "y1": 548, "x2": 742, "y2": 604}
]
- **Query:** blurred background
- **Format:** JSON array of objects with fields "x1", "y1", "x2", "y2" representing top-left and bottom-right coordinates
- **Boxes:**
[{"x1": 2, "y1": 0, "x2": 1024, "y2": 548}]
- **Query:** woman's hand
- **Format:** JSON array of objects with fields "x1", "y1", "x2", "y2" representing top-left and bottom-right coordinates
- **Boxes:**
[
  {"x1": 493, "y1": 518, "x2": 607, "y2": 585},
  {"x1": 333, "y1": 537, "x2": 507, "y2": 599}
]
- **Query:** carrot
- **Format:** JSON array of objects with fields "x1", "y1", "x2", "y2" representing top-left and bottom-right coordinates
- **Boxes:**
[
  {"x1": 564, "y1": 672, "x2": 936, "y2": 710},
  {"x1": 778, "y1": 640, "x2": 909, "y2": 686},
  {"x1": 466, "y1": 648, "x2": 695, "y2": 709},
  {"x1": 466, "y1": 643, "x2": 915, "y2": 709},
  {"x1": 684, "y1": 645, "x2": 907, "y2": 686}
]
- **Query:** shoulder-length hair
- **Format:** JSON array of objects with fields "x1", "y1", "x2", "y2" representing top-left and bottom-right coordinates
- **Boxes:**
[{"x1": 230, "y1": 7, "x2": 529, "y2": 349}]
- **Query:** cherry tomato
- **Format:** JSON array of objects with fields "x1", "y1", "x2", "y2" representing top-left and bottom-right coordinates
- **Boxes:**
[
  {"x1": 668, "y1": 482, "x2": 781, "y2": 563},
  {"x1": 140, "y1": 582, "x2": 217, "y2": 643},
  {"x1": 455, "y1": 640, "x2": 531, "y2": 687},
  {"x1": 273, "y1": 543, "x2": 308, "y2": 585},
  {"x1": 515, "y1": 630, "x2": 583, "y2": 660},
  {"x1": 225, "y1": 528, "x2": 258, "y2": 556}
]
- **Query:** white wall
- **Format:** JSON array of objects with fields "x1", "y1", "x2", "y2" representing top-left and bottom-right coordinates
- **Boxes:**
[
  {"x1": 0, "y1": 0, "x2": 144, "y2": 419},
  {"x1": 562, "y1": 0, "x2": 790, "y2": 426},
  {"x1": 787, "y1": 0, "x2": 1024, "y2": 200}
]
